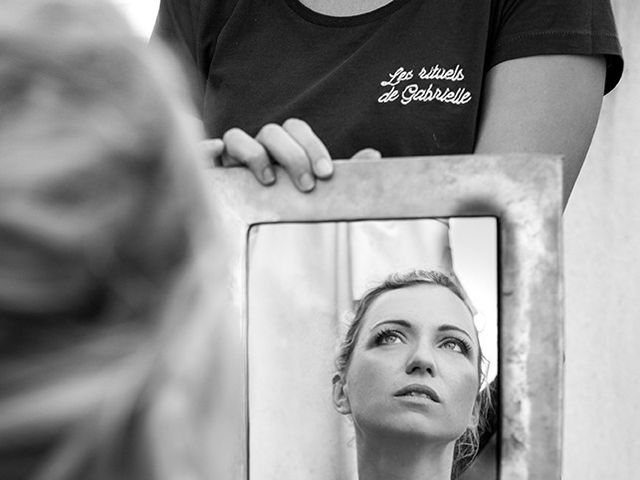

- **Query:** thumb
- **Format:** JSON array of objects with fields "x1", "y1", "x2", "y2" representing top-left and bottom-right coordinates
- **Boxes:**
[{"x1": 200, "y1": 138, "x2": 225, "y2": 165}]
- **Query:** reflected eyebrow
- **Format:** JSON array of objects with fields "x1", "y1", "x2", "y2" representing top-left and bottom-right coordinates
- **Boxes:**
[
  {"x1": 438, "y1": 324, "x2": 474, "y2": 342},
  {"x1": 370, "y1": 319, "x2": 412, "y2": 332}
]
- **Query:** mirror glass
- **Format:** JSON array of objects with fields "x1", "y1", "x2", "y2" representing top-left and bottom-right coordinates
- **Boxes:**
[{"x1": 248, "y1": 218, "x2": 498, "y2": 479}]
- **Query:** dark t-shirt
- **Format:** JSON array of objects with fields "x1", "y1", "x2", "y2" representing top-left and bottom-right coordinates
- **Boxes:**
[{"x1": 153, "y1": 0, "x2": 623, "y2": 159}]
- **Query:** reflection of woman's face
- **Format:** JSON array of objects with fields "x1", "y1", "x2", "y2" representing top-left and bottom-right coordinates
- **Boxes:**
[{"x1": 340, "y1": 285, "x2": 479, "y2": 443}]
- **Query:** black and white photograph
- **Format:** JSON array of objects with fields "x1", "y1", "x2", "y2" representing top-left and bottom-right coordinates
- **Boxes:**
[{"x1": 0, "y1": 0, "x2": 637, "y2": 479}]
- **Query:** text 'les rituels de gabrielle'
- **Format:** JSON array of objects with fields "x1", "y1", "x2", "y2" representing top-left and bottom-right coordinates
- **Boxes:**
[{"x1": 378, "y1": 65, "x2": 473, "y2": 106}]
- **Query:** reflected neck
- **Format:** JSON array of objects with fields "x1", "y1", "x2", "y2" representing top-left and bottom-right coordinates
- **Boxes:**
[
  {"x1": 297, "y1": 0, "x2": 395, "y2": 16},
  {"x1": 355, "y1": 432, "x2": 455, "y2": 480}
]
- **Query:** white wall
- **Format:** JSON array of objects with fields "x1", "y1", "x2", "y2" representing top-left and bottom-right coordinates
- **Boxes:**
[
  {"x1": 563, "y1": 1, "x2": 640, "y2": 478},
  {"x1": 112, "y1": 0, "x2": 159, "y2": 38}
]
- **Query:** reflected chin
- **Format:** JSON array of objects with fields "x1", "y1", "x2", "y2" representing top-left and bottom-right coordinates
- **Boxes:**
[{"x1": 353, "y1": 405, "x2": 443, "y2": 441}]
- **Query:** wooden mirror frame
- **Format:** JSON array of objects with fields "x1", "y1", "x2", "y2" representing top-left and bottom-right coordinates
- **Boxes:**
[{"x1": 207, "y1": 154, "x2": 563, "y2": 480}]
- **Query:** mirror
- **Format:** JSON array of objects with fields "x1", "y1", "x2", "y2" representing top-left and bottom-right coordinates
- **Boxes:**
[
  {"x1": 207, "y1": 155, "x2": 564, "y2": 480},
  {"x1": 248, "y1": 218, "x2": 498, "y2": 479}
]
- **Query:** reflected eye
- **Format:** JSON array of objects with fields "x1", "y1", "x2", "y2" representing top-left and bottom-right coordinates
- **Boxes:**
[
  {"x1": 440, "y1": 338, "x2": 470, "y2": 354},
  {"x1": 374, "y1": 328, "x2": 404, "y2": 346}
]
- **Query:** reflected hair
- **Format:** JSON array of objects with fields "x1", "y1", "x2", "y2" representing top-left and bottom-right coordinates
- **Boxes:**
[
  {"x1": 0, "y1": 1, "x2": 230, "y2": 479},
  {"x1": 335, "y1": 269, "x2": 492, "y2": 479}
]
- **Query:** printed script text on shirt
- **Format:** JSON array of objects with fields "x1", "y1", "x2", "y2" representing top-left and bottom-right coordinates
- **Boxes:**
[{"x1": 378, "y1": 65, "x2": 472, "y2": 106}]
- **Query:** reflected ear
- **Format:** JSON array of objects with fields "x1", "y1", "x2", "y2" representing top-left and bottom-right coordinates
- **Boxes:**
[
  {"x1": 470, "y1": 395, "x2": 481, "y2": 428},
  {"x1": 332, "y1": 373, "x2": 351, "y2": 415}
]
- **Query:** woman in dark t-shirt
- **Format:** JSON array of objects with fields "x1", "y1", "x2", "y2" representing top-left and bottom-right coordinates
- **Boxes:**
[
  {"x1": 153, "y1": 0, "x2": 623, "y2": 206},
  {"x1": 152, "y1": 2, "x2": 622, "y2": 478}
]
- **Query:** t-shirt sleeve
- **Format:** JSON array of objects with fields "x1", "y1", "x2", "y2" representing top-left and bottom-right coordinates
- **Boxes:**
[
  {"x1": 487, "y1": 0, "x2": 623, "y2": 94},
  {"x1": 152, "y1": 0, "x2": 200, "y2": 60},
  {"x1": 151, "y1": 0, "x2": 204, "y2": 110}
]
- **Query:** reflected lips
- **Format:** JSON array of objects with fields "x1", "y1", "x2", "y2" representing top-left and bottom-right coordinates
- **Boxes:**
[{"x1": 394, "y1": 384, "x2": 441, "y2": 403}]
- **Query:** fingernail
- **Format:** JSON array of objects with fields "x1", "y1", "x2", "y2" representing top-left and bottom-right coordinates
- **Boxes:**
[
  {"x1": 298, "y1": 172, "x2": 315, "y2": 191},
  {"x1": 209, "y1": 138, "x2": 224, "y2": 150},
  {"x1": 262, "y1": 166, "x2": 275, "y2": 184},
  {"x1": 314, "y1": 157, "x2": 333, "y2": 177}
]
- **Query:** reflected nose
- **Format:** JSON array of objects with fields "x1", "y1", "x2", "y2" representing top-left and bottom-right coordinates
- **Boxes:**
[{"x1": 405, "y1": 343, "x2": 437, "y2": 376}]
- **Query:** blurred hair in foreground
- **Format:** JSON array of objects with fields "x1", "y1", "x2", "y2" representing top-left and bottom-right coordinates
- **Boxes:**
[{"x1": 0, "y1": 0, "x2": 236, "y2": 479}]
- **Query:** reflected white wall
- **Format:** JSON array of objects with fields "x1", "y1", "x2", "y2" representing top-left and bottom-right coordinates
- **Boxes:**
[{"x1": 451, "y1": 218, "x2": 498, "y2": 383}]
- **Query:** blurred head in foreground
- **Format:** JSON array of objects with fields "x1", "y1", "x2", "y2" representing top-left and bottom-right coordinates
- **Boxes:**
[{"x1": 0, "y1": 1, "x2": 233, "y2": 479}]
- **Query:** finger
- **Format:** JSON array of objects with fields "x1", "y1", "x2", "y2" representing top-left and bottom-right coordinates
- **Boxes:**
[
  {"x1": 256, "y1": 124, "x2": 315, "y2": 192},
  {"x1": 351, "y1": 148, "x2": 382, "y2": 160},
  {"x1": 219, "y1": 151, "x2": 242, "y2": 167},
  {"x1": 200, "y1": 139, "x2": 225, "y2": 166},
  {"x1": 222, "y1": 128, "x2": 275, "y2": 185},
  {"x1": 281, "y1": 118, "x2": 333, "y2": 179}
]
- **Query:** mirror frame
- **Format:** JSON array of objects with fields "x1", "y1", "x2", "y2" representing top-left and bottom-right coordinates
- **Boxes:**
[{"x1": 207, "y1": 154, "x2": 564, "y2": 480}]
